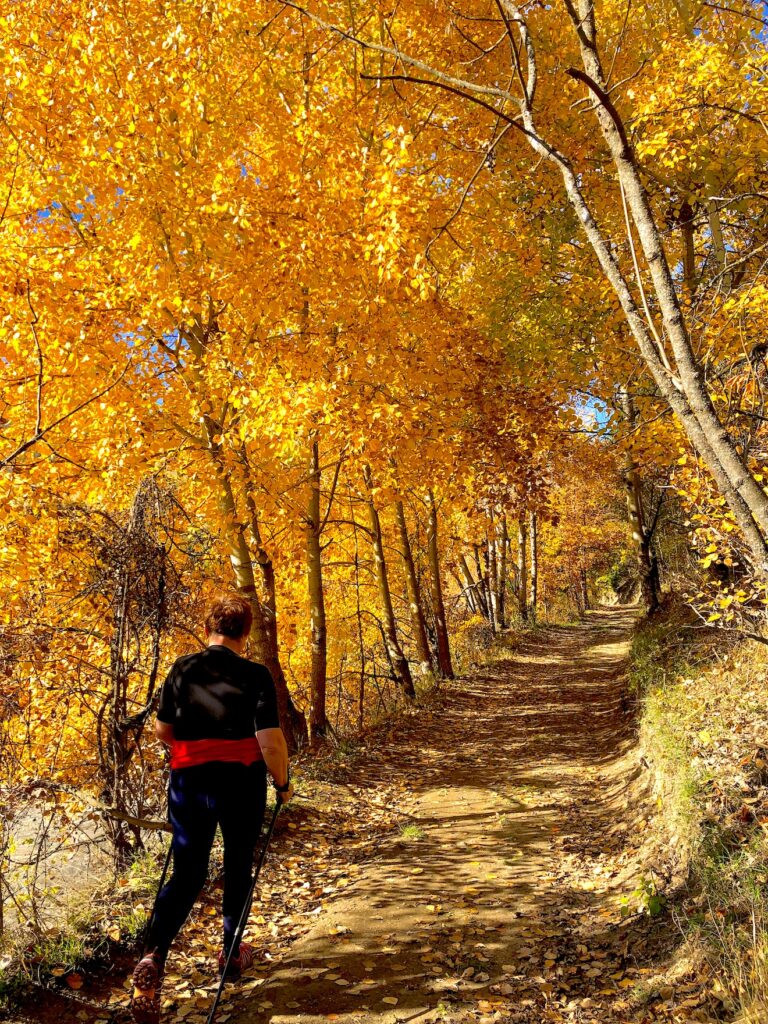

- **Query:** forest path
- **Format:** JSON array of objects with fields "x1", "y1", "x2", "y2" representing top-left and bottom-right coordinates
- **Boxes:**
[{"x1": 218, "y1": 607, "x2": 683, "y2": 1024}]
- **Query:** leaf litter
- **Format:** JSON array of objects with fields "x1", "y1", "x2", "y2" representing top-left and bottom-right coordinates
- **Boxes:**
[{"x1": 11, "y1": 611, "x2": 722, "y2": 1023}]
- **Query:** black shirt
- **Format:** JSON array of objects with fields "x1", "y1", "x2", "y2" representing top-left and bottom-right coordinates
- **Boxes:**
[{"x1": 157, "y1": 645, "x2": 280, "y2": 740}]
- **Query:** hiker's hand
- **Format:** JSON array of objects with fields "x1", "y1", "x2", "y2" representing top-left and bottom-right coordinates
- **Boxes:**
[{"x1": 276, "y1": 782, "x2": 294, "y2": 805}]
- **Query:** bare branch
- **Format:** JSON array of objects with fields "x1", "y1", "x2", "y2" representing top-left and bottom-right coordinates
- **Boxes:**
[
  {"x1": 1, "y1": 359, "x2": 133, "y2": 470},
  {"x1": 276, "y1": 0, "x2": 520, "y2": 106}
]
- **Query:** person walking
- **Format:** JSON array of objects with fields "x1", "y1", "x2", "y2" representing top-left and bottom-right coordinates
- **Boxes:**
[{"x1": 131, "y1": 594, "x2": 294, "y2": 1024}]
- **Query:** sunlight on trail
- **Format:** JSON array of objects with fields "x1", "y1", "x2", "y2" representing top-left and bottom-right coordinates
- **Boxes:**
[
  {"x1": 189, "y1": 608, "x2": 696, "y2": 1024},
  {"x1": 21, "y1": 610, "x2": 703, "y2": 1024}
]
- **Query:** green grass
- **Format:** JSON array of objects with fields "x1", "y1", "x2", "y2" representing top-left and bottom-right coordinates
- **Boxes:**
[
  {"x1": 29, "y1": 931, "x2": 89, "y2": 974},
  {"x1": 0, "y1": 836, "x2": 171, "y2": 1011},
  {"x1": 0, "y1": 963, "x2": 25, "y2": 1011},
  {"x1": 399, "y1": 823, "x2": 425, "y2": 841},
  {"x1": 631, "y1": 609, "x2": 768, "y2": 1018}
]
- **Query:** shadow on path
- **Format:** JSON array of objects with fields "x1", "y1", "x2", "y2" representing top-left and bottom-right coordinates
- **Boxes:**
[{"x1": 212, "y1": 607, "x2": 680, "y2": 1024}]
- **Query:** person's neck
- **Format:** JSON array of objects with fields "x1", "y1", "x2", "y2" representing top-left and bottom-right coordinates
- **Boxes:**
[{"x1": 207, "y1": 635, "x2": 244, "y2": 655}]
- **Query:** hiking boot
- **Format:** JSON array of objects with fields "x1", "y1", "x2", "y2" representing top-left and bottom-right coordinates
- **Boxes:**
[
  {"x1": 218, "y1": 940, "x2": 254, "y2": 978},
  {"x1": 131, "y1": 951, "x2": 164, "y2": 1024}
]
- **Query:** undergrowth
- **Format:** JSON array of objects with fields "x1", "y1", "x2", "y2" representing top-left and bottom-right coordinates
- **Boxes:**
[
  {"x1": 0, "y1": 834, "x2": 167, "y2": 1013},
  {"x1": 632, "y1": 604, "x2": 768, "y2": 1020}
]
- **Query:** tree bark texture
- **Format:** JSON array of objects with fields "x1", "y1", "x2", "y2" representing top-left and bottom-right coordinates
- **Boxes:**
[
  {"x1": 619, "y1": 391, "x2": 661, "y2": 612},
  {"x1": 460, "y1": 554, "x2": 485, "y2": 616},
  {"x1": 562, "y1": 0, "x2": 768, "y2": 563}
]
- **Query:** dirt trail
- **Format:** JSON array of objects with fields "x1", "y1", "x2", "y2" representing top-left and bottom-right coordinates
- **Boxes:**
[
  {"x1": 220, "y1": 607, "x2": 678, "y2": 1024},
  {"x1": 12, "y1": 607, "x2": 701, "y2": 1024}
]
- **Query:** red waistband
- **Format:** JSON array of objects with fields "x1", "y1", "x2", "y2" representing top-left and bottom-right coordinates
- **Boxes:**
[{"x1": 170, "y1": 737, "x2": 262, "y2": 770}]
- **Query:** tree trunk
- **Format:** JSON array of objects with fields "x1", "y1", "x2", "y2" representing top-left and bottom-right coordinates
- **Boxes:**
[
  {"x1": 394, "y1": 498, "x2": 435, "y2": 675},
  {"x1": 363, "y1": 466, "x2": 415, "y2": 699},
  {"x1": 496, "y1": 515, "x2": 508, "y2": 629},
  {"x1": 473, "y1": 543, "x2": 491, "y2": 622},
  {"x1": 306, "y1": 437, "x2": 328, "y2": 747},
  {"x1": 517, "y1": 518, "x2": 529, "y2": 622},
  {"x1": 488, "y1": 513, "x2": 499, "y2": 629},
  {"x1": 204, "y1": 441, "x2": 305, "y2": 752},
  {"x1": 491, "y1": 0, "x2": 768, "y2": 569},
  {"x1": 460, "y1": 553, "x2": 483, "y2": 616},
  {"x1": 482, "y1": 541, "x2": 497, "y2": 633},
  {"x1": 562, "y1": 0, "x2": 768, "y2": 562},
  {"x1": 529, "y1": 510, "x2": 538, "y2": 621},
  {"x1": 235, "y1": 458, "x2": 307, "y2": 750},
  {"x1": 619, "y1": 391, "x2": 661, "y2": 613},
  {"x1": 426, "y1": 489, "x2": 454, "y2": 679},
  {"x1": 580, "y1": 567, "x2": 590, "y2": 612},
  {"x1": 452, "y1": 568, "x2": 475, "y2": 614},
  {"x1": 350, "y1": 492, "x2": 367, "y2": 732}
]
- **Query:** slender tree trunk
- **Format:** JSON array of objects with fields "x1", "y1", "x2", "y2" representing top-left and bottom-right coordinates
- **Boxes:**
[
  {"x1": 234, "y1": 456, "x2": 307, "y2": 753},
  {"x1": 306, "y1": 438, "x2": 328, "y2": 747},
  {"x1": 496, "y1": 515, "x2": 508, "y2": 629},
  {"x1": 394, "y1": 498, "x2": 434, "y2": 675},
  {"x1": 580, "y1": 567, "x2": 590, "y2": 612},
  {"x1": 452, "y1": 568, "x2": 476, "y2": 614},
  {"x1": 618, "y1": 392, "x2": 661, "y2": 613},
  {"x1": 483, "y1": 541, "x2": 497, "y2": 633},
  {"x1": 488, "y1": 513, "x2": 499, "y2": 629},
  {"x1": 427, "y1": 489, "x2": 454, "y2": 679},
  {"x1": 209, "y1": 446, "x2": 302, "y2": 746},
  {"x1": 363, "y1": 466, "x2": 415, "y2": 699},
  {"x1": 562, "y1": 0, "x2": 768, "y2": 559},
  {"x1": 517, "y1": 518, "x2": 529, "y2": 622},
  {"x1": 529, "y1": 510, "x2": 538, "y2": 621},
  {"x1": 473, "y1": 543, "x2": 491, "y2": 623},
  {"x1": 349, "y1": 490, "x2": 367, "y2": 732},
  {"x1": 493, "y1": 0, "x2": 768, "y2": 568},
  {"x1": 235, "y1": 449, "x2": 307, "y2": 750},
  {"x1": 460, "y1": 554, "x2": 484, "y2": 616}
]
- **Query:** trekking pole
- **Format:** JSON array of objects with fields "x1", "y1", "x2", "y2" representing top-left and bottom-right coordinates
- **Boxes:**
[{"x1": 206, "y1": 800, "x2": 282, "y2": 1024}]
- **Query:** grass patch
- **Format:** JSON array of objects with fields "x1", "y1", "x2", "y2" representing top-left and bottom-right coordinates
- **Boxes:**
[
  {"x1": 399, "y1": 823, "x2": 425, "y2": 841},
  {"x1": 0, "y1": 962, "x2": 25, "y2": 1011},
  {"x1": 0, "y1": 833, "x2": 170, "y2": 1010},
  {"x1": 632, "y1": 605, "x2": 768, "y2": 1018}
]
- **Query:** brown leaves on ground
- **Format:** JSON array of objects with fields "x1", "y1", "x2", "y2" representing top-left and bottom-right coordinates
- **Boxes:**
[{"x1": 14, "y1": 612, "x2": 725, "y2": 1024}]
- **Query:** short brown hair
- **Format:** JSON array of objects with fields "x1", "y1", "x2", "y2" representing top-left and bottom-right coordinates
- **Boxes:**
[{"x1": 205, "y1": 594, "x2": 253, "y2": 639}]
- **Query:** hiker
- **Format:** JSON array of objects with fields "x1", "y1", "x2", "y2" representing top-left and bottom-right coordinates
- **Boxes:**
[{"x1": 131, "y1": 593, "x2": 294, "y2": 1024}]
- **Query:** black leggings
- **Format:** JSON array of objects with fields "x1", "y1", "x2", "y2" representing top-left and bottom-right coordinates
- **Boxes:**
[{"x1": 147, "y1": 760, "x2": 267, "y2": 959}]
